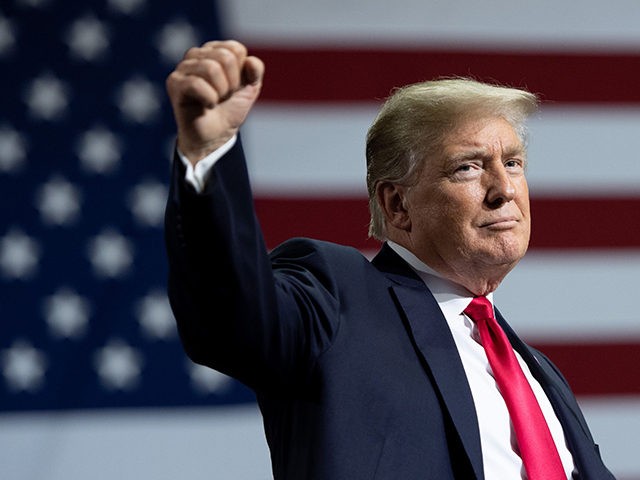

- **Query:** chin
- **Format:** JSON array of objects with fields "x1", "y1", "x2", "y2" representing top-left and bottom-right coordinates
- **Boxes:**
[
  {"x1": 494, "y1": 249, "x2": 527, "y2": 268},
  {"x1": 480, "y1": 243, "x2": 528, "y2": 268}
]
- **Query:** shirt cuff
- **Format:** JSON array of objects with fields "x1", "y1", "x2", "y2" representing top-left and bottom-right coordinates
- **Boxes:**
[{"x1": 178, "y1": 135, "x2": 237, "y2": 193}]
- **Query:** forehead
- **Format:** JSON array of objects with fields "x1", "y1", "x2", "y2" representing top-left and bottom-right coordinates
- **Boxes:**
[{"x1": 440, "y1": 116, "x2": 524, "y2": 156}]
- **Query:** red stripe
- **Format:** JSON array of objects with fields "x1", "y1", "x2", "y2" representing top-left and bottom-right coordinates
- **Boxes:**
[
  {"x1": 249, "y1": 46, "x2": 640, "y2": 104},
  {"x1": 255, "y1": 196, "x2": 378, "y2": 251},
  {"x1": 531, "y1": 196, "x2": 640, "y2": 249},
  {"x1": 254, "y1": 196, "x2": 640, "y2": 251},
  {"x1": 531, "y1": 341, "x2": 640, "y2": 396}
]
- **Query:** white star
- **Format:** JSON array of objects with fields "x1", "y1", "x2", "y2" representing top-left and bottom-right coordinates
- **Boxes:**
[
  {"x1": 24, "y1": 72, "x2": 69, "y2": 121},
  {"x1": 188, "y1": 362, "x2": 233, "y2": 395},
  {"x1": 0, "y1": 126, "x2": 28, "y2": 173},
  {"x1": 0, "y1": 16, "x2": 16, "y2": 56},
  {"x1": 66, "y1": 15, "x2": 110, "y2": 62},
  {"x1": 43, "y1": 287, "x2": 91, "y2": 339},
  {"x1": 136, "y1": 290, "x2": 176, "y2": 340},
  {"x1": 94, "y1": 339, "x2": 143, "y2": 391},
  {"x1": 115, "y1": 76, "x2": 161, "y2": 124},
  {"x1": 155, "y1": 19, "x2": 199, "y2": 64},
  {"x1": 108, "y1": 0, "x2": 146, "y2": 15},
  {"x1": 0, "y1": 229, "x2": 41, "y2": 279},
  {"x1": 128, "y1": 180, "x2": 168, "y2": 227},
  {"x1": 87, "y1": 229, "x2": 134, "y2": 278},
  {"x1": 76, "y1": 126, "x2": 121, "y2": 174},
  {"x1": 35, "y1": 176, "x2": 82, "y2": 226},
  {"x1": 1, "y1": 340, "x2": 47, "y2": 392}
]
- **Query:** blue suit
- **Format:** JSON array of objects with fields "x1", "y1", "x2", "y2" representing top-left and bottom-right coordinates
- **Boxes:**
[{"x1": 165, "y1": 138, "x2": 615, "y2": 479}]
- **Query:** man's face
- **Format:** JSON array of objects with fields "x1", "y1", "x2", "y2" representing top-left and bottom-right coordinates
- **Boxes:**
[{"x1": 404, "y1": 116, "x2": 531, "y2": 284}]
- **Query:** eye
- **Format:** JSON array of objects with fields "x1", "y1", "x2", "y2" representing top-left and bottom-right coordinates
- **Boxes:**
[
  {"x1": 505, "y1": 158, "x2": 525, "y2": 171},
  {"x1": 450, "y1": 162, "x2": 482, "y2": 181},
  {"x1": 454, "y1": 160, "x2": 483, "y2": 173}
]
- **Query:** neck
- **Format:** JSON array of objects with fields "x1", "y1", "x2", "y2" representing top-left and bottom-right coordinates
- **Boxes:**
[
  {"x1": 428, "y1": 256, "x2": 515, "y2": 296},
  {"x1": 386, "y1": 240, "x2": 512, "y2": 296},
  {"x1": 445, "y1": 272, "x2": 504, "y2": 297}
]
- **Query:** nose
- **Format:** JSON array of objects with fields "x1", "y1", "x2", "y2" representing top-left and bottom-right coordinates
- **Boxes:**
[{"x1": 484, "y1": 164, "x2": 516, "y2": 207}]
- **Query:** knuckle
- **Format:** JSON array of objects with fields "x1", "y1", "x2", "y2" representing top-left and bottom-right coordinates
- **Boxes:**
[
  {"x1": 183, "y1": 46, "x2": 201, "y2": 59},
  {"x1": 227, "y1": 39, "x2": 247, "y2": 57},
  {"x1": 202, "y1": 58, "x2": 223, "y2": 78},
  {"x1": 217, "y1": 48, "x2": 237, "y2": 69},
  {"x1": 165, "y1": 71, "x2": 182, "y2": 90},
  {"x1": 202, "y1": 40, "x2": 221, "y2": 49}
]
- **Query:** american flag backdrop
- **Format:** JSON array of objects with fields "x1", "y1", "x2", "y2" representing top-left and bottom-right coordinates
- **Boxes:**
[
  {"x1": 2, "y1": 0, "x2": 640, "y2": 479},
  {"x1": 0, "y1": 1, "x2": 268, "y2": 479}
]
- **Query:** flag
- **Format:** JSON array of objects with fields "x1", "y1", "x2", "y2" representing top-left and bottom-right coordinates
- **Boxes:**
[
  {"x1": 3, "y1": 0, "x2": 640, "y2": 479},
  {"x1": 0, "y1": 1, "x2": 271, "y2": 479}
]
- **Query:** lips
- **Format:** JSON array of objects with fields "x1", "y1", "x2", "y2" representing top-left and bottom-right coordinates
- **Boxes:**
[{"x1": 480, "y1": 216, "x2": 519, "y2": 228}]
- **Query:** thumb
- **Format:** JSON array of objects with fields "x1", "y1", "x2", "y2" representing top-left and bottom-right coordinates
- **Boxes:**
[{"x1": 242, "y1": 56, "x2": 265, "y2": 86}]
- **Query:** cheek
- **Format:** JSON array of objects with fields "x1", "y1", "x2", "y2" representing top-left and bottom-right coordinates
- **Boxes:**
[
  {"x1": 516, "y1": 179, "x2": 531, "y2": 213},
  {"x1": 409, "y1": 184, "x2": 481, "y2": 239},
  {"x1": 422, "y1": 205, "x2": 470, "y2": 245}
]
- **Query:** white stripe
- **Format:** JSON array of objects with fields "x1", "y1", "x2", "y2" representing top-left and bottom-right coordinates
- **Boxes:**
[
  {"x1": 528, "y1": 106, "x2": 640, "y2": 197},
  {"x1": 0, "y1": 405, "x2": 271, "y2": 480},
  {"x1": 497, "y1": 251, "x2": 640, "y2": 342},
  {"x1": 222, "y1": 0, "x2": 640, "y2": 51},
  {"x1": 243, "y1": 105, "x2": 640, "y2": 196},
  {"x1": 243, "y1": 104, "x2": 374, "y2": 195},
  {"x1": 0, "y1": 400, "x2": 636, "y2": 478}
]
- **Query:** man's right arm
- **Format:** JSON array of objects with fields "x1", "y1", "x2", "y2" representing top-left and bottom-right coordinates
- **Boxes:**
[
  {"x1": 164, "y1": 41, "x2": 342, "y2": 392},
  {"x1": 164, "y1": 41, "x2": 276, "y2": 388}
]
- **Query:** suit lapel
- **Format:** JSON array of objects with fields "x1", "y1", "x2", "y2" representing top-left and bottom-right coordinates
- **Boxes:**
[
  {"x1": 392, "y1": 284, "x2": 484, "y2": 480},
  {"x1": 373, "y1": 245, "x2": 484, "y2": 479}
]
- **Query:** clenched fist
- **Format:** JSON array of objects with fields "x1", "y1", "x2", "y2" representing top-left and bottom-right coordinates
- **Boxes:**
[{"x1": 166, "y1": 40, "x2": 264, "y2": 165}]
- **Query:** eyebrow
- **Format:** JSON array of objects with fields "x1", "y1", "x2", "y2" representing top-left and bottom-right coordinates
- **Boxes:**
[{"x1": 448, "y1": 145, "x2": 526, "y2": 163}]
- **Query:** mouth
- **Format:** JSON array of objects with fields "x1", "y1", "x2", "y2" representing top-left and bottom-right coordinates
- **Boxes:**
[{"x1": 480, "y1": 217, "x2": 519, "y2": 230}]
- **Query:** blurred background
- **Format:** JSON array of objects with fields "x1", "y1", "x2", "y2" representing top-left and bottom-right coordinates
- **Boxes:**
[{"x1": 1, "y1": 0, "x2": 639, "y2": 478}]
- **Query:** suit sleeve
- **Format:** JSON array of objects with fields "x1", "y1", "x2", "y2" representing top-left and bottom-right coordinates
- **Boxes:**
[{"x1": 164, "y1": 138, "x2": 340, "y2": 393}]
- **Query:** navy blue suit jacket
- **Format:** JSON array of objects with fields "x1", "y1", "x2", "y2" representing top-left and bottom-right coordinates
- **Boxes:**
[{"x1": 165, "y1": 138, "x2": 615, "y2": 479}]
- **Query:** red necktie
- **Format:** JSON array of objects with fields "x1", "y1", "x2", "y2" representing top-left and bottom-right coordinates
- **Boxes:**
[{"x1": 464, "y1": 296, "x2": 565, "y2": 480}]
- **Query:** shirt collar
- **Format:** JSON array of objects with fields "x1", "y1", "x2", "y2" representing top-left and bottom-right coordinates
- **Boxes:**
[{"x1": 386, "y1": 241, "x2": 494, "y2": 318}]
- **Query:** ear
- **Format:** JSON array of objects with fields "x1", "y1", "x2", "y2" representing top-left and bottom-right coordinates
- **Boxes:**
[{"x1": 376, "y1": 182, "x2": 412, "y2": 232}]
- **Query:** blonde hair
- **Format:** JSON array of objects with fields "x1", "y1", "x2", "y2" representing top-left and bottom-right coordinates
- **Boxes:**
[{"x1": 365, "y1": 77, "x2": 539, "y2": 240}]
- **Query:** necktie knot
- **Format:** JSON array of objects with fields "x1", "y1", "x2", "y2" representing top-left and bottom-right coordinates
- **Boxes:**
[{"x1": 464, "y1": 296, "x2": 493, "y2": 324}]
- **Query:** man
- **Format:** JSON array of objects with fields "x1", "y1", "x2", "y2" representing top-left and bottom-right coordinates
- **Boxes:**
[{"x1": 164, "y1": 40, "x2": 615, "y2": 479}]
